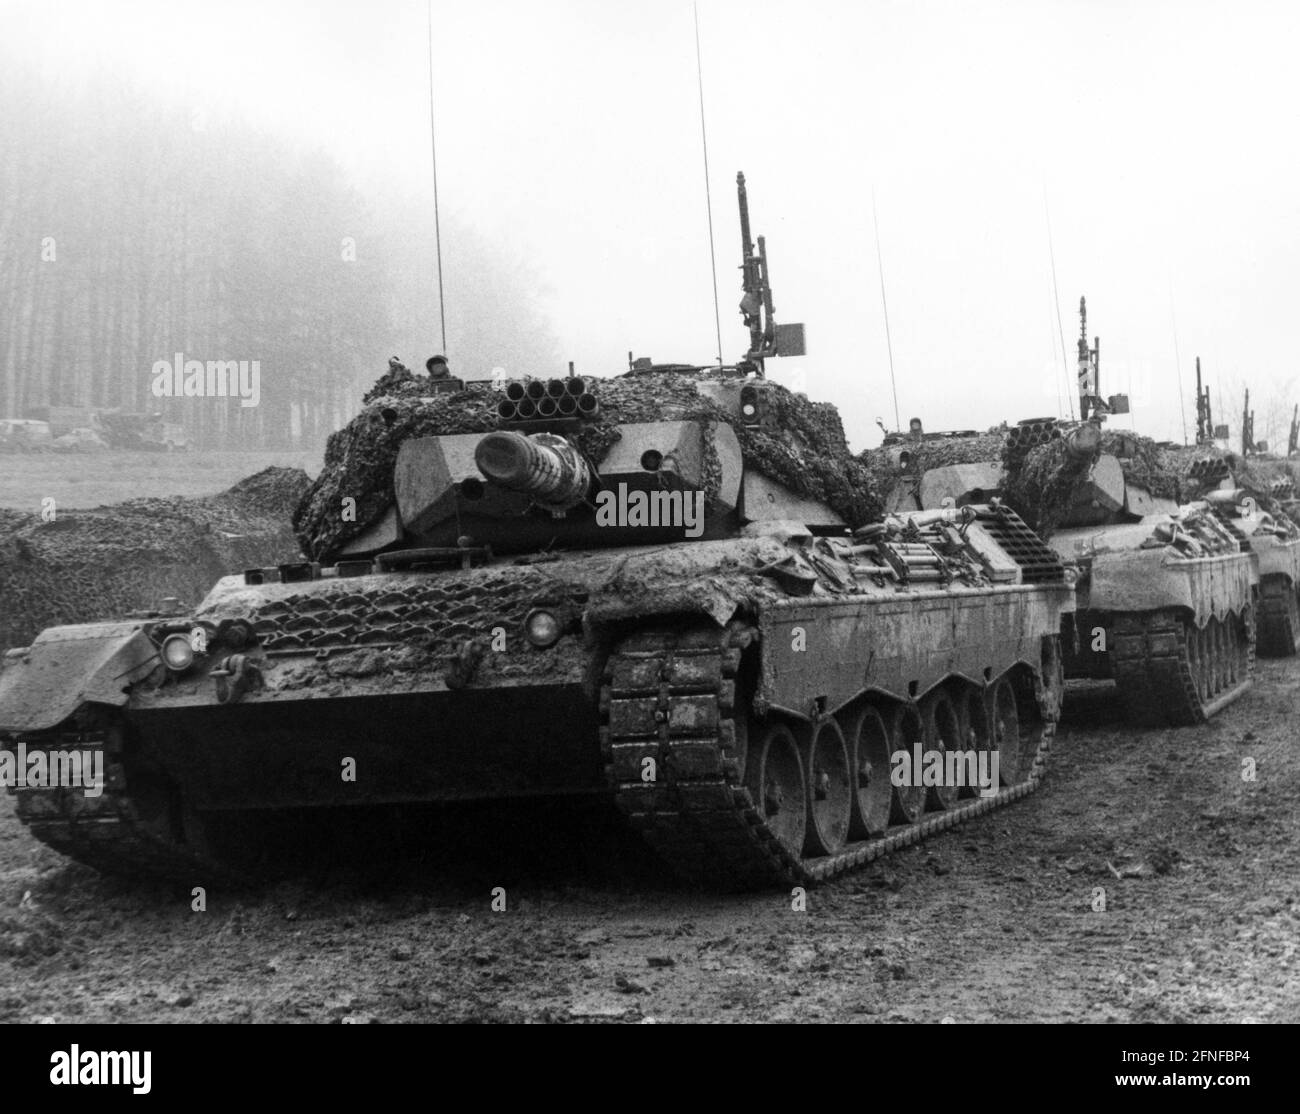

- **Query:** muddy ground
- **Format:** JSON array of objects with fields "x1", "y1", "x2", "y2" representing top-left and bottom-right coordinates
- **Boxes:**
[
  {"x1": 2, "y1": 661, "x2": 1295, "y2": 1024},
  {"x1": 1, "y1": 460, "x2": 1294, "y2": 1024}
]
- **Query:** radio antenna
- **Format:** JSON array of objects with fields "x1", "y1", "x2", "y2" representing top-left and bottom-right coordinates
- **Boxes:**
[
  {"x1": 1044, "y1": 188, "x2": 1074, "y2": 420},
  {"x1": 694, "y1": 3, "x2": 724, "y2": 367},
  {"x1": 427, "y1": 0, "x2": 447, "y2": 354},
  {"x1": 872, "y1": 188, "x2": 900, "y2": 431},
  {"x1": 1170, "y1": 284, "x2": 1189, "y2": 444}
]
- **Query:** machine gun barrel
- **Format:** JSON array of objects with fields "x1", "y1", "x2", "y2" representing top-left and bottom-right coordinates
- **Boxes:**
[
  {"x1": 738, "y1": 172, "x2": 755, "y2": 282},
  {"x1": 474, "y1": 430, "x2": 591, "y2": 511},
  {"x1": 737, "y1": 171, "x2": 775, "y2": 362}
]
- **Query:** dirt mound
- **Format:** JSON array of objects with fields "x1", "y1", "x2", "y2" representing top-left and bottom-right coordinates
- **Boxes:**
[
  {"x1": 294, "y1": 372, "x2": 882, "y2": 561},
  {"x1": 0, "y1": 467, "x2": 309, "y2": 652}
]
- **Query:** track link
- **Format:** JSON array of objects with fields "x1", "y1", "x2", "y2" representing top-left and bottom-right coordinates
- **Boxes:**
[
  {"x1": 600, "y1": 622, "x2": 1056, "y2": 890},
  {"x1": 1258, "y1": 577, "x2": 1300, "y2": 657},
  {"x1": 1111, "y1": 608, "x2": 1254, "y2": 727},
  {"x1": 4, "y1": 722, "x2": 235, "y2": 885}
]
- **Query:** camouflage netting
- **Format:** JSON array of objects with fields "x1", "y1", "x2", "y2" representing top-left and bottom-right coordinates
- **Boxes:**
[
  {"x1": 1001, "y1": 428, "x2": 1300, "y2": 538},
  {"x1": 1102, "y1": 432, "x2": 1181, "y2": 500},
  {"x1": 856, "y1": 432, "x2": 1008, "y2": 498},
  {"x1": 294, "y1": 371, "x2": 883, "y2": 561},
  {"x1": 853, "y1": 415, "x2": 1300, "y2": 539},
  {"x1": 1150, "y1": 443, "x2": 1291, "y2": 504},
  {"x1": 1000, "y1": 439, "x2": 1096, "y2": 538},
  {"x1": 1004, "y1": 430, "x2": 1215, "y2": 537},
  {"x1": 0, "y1": 467, "x2": 309, "y2": 653},
  {"x1": 362, "y1": 362, "x2": 427, "y2": 405}
]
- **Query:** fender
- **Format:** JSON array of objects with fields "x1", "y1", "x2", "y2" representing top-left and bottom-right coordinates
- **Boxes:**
[{"x1": 0, "y1": 622, "x2": 159, "y2": 733}]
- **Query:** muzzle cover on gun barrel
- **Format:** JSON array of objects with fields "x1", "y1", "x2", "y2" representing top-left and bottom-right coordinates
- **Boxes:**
[{"x1": 474, "y1": 431, "x2": 591, "y2": 512}]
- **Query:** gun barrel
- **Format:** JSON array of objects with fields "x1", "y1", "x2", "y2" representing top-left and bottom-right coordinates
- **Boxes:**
[
  {"x1": 1063, "y1": 422, "x2": 1102, "y2": 461},
  {"x1": 1203, "y1": 488, "x2": 1249, "y2": 508},
  {"x1": 737, "y1": 171, "x2": 753, "y2": 266},
  {"x1": 474, "y1": 431, "x2": 591, "y2": 510}
]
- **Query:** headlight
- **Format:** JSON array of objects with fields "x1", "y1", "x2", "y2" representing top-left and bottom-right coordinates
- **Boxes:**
[
  {"x1": 523, "y1": 609, "x2": 563, "y2": 648},
  {"x1": 161, "y1": 633, "x2": 196, "y2": 672}
]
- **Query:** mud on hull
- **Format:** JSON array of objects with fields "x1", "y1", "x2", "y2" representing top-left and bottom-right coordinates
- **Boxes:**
[
  {"x1": 6, "y1": 593, "x2": 1071, "y2": 891},
  {"x1": 1063, "y1": 605, "x2": 1255, "y2": 726}
]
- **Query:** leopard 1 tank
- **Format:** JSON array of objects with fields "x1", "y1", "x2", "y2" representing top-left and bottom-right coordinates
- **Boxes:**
[
  {"x1": 869, "y1": 299, "x2": 1262, "y2": 726},
  {"x1": 0, "y1": 175, "x2": 1075, "y2": 889}
]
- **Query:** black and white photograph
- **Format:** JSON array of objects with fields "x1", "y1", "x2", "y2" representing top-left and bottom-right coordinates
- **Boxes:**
[{"x1": 0, "y1": 0, "x2": 1293, "y2": 1068}]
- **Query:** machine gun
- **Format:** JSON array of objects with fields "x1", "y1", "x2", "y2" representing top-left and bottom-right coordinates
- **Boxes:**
[
  {"x1": 1075, "y1": 297, "x2": 1129, "y2": 421},
  {"x1": 1195, "y1": 357, "x2": 1214, "y2": 446},
  {"x1": 736, "y1": 172, "x2": 805, "y2": 372}
]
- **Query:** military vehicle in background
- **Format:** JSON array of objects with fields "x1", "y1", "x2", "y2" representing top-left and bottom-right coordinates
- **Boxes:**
[
  {"x1": 0, "y1": 174, "x2": 1076, "y2": 890},
  {"x1": 871, "y1": 299, "x2": 1265, "y2": 725},
  {"x1": 15, "y1": 405, "x2": 186, "y2": 451},
  {"x1": 25, "y1": 404, "x2": 105, "y2": 438},
  {"x1": 0, "y1": 418, "x2": 54, "y2": 452},
  {"x1": 1210, "y1": 383, "x2": 1300, "y2": 654},
  {"x1": 98, "y1": 409, "x2": 190, "y2": 452},
  {"x1": 23, "y1": 405, "x2": 110, "y2": 453}
]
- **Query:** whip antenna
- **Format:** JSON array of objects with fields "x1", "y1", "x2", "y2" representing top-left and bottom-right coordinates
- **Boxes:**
[
  {"x1": 872, "y1": 188, "x2": 900, "y2": 431},
  {"x1": 1044, "y1": 188, "x2": 1074, "y2": 420},
  {"x1": 1170, "y1": 285, "x2": 1189, "y2": 444},
  {"x1": 427, "y1": 0, "x2": 447, "y2": 354},
  {"x1": 694, "y1": 3, "x2": 724, "y2": 367}
]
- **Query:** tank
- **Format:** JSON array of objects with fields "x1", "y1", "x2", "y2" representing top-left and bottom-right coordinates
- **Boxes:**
[
  {"x1": 0, "y1": 175, "x2": 1076, "y2": 889},
  {"x1": 1203, "y1": 452, "x2": 1300, "y2": 656},
  {"x1": 868, "y1": 302, "x2": 1273, "y2": 726}
]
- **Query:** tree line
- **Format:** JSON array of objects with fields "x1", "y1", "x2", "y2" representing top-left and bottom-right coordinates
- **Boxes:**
[{"x1": 0, "y1": 61, "x2": 559, "y2": 451}]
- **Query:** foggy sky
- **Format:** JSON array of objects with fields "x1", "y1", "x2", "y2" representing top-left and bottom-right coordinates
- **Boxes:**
[{"x1": 6, "y1": 0, "x2": 1299, "y2": 450}]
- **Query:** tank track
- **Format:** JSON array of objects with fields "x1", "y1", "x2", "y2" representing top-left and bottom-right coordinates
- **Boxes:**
[
  {"x1": 600, "y1": 622, "x2": 1055, "y2": 890},
  {"x1": 1111, "y1": 606, "x2": 1255, "y2": 727},
  {"x1": 4, "y1": 722, "x2": 235, "y2": 885},
  {"x1": 1258, "y1": 577, "x2": 1300, "y2": 657}
]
